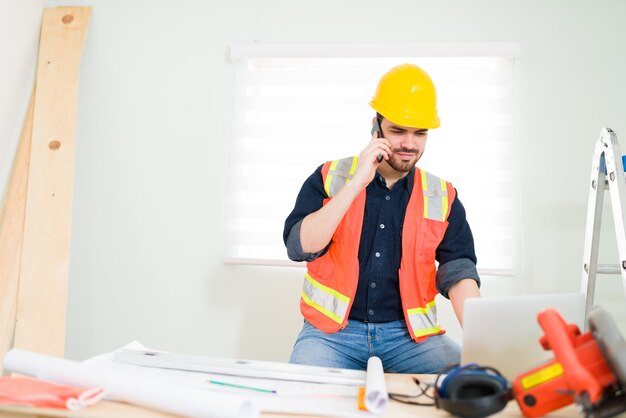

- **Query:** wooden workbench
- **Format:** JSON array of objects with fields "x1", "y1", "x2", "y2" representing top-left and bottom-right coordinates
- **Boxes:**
[{"x1": 0, "y1": 374, "x2": 579, "y2": 418}]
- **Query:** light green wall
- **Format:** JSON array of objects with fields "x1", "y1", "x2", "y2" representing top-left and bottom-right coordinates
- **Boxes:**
[{"x1": 0, "y1": 0, "x2": 45, "y2": 205}]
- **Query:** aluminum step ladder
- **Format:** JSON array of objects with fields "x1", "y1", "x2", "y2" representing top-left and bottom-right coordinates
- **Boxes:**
[{"x1": 581, "y1": 127, "x2": 626, "y2": 327}]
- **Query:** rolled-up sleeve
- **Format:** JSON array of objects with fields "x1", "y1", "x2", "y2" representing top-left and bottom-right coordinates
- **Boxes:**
[
  {"x1": 283, "y1": 165, "x2": 329, "y2": 262},
  {"x1": 435, "y1": 191, "x2": 481, "y2": 298},
  {"x1": 286, "y1": 219, "x2": 328, "y2": 261}
]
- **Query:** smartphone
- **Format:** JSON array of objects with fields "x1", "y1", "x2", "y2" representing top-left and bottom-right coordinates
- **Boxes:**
[{"x1": 371, "y1": 118, "x2": 384, "y2": 163}]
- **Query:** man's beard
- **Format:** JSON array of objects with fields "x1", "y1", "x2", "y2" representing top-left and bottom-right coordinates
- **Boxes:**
[{"x1": 387, "y1": 148, "x2": 422, "y2": 172}]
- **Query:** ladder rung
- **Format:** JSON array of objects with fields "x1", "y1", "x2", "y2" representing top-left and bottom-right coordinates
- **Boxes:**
[{"x1": 597, "y1": 263, "x2": 622, "y2": 274}]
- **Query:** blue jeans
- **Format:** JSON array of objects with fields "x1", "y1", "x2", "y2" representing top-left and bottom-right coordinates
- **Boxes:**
[{"x1": 289, "y1": 320, "x2": 460, "y2": 374}]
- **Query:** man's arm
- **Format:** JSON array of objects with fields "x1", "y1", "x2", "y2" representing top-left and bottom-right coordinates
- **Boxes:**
[
  {"x1": 448, "y1": 278, "x2": 480, "y2": 326},
  {"x1": 300, "y1": 134, "x2": 391, "y2": 253},
  {"x1": 299, "y1": 178, "x2": 362, "y2": 253},
  {"x1": 434, "y1": 193, "x2": 481, "y2": 327}
]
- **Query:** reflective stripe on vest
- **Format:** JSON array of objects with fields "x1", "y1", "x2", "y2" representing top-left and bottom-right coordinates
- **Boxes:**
[
  {"x1": 324, "y1": 157, "x2": 359, "y2": 197},
  {"x1": 407, "y1": 300, "x2": 441, "y2": 338},
  {"x1": 301, "y1": 272, "x2": 351, "y2": 324},
  {"x1": 421, "y1": 170, "x2": 449, "y2": 221}
]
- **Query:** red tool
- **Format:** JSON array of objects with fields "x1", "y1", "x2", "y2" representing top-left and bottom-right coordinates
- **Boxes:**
[{"x1": 512, "y1": 306, "x2": 626, "y2": 418}]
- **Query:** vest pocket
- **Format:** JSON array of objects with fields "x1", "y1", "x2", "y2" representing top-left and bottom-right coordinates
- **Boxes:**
[{"x1": 418, "y1": 218, "x2": 449, "y2": 261}]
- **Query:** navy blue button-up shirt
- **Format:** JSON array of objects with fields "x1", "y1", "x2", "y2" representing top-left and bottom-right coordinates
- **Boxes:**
[{"x1": 283, "y1": 164, "x2": 480, "y2": 323}]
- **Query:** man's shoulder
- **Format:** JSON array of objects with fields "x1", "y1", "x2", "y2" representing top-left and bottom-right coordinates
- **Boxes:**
[
  {"x1": 415, "y1": 166, "x2": 453, "y2": 185},
  {"x1": 322, "y1": 156, "x2": 358, "y2": 165}
]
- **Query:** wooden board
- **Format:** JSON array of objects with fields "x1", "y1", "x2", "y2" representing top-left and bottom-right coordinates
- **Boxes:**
[
  {"x1": 0, "y1": 374, "x2": 581, "y2": 417},
  {"x1": 0, "y1": 91, "x2": 34, "y2": 372},
  {"x1": 12, "y1": 6, "x2": 92, "y2": 357}
]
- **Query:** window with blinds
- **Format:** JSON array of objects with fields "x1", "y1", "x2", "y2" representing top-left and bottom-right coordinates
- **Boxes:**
[{"x1": 224, "y1": 43, "x2": 520, "y2": 276}]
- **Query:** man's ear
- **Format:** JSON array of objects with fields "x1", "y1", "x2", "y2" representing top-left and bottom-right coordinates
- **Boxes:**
[
  {"x1": 371, "y1": 116, "x2": 379, "y2": 136},
  {"x1": 371, "y1": 115, "x2": 382, "y2": 136}
]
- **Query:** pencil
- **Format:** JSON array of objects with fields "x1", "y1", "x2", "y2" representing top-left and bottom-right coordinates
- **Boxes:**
[{"x1": 208, "y1": 379, "x2": 277, "y2": 394}]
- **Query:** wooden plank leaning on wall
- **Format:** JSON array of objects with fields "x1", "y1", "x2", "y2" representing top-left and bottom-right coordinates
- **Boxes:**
[
  {"x1": 0, "y1": 92, "x2": 34, "y2": 374},
  {"x1": 0, "y1": 7, "x2": 92, "y2": 371}
]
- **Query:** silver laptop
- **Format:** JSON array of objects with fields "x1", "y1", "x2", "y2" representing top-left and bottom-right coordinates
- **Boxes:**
[{"x1": 461, "y1": 293, "x2": 586, "y2": 381}]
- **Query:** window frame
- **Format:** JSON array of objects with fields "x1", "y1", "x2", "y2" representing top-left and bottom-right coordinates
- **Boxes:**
[{"x1": 223, "y1": 42, "x2": 522, "y2": 277}]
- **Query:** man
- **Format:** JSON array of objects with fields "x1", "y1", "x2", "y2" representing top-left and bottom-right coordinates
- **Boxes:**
[{"x1": 283, "y1": 63, "x2": 480, "y2": 374}]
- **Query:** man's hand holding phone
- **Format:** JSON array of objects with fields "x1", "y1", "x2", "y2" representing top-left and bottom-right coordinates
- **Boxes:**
[{"x1": 349, "y1": 121, "x2": 391, "y2": 190}]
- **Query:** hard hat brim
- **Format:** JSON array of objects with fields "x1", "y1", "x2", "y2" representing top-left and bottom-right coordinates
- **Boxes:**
[{"x1": 369, "y1": 100, "x2": 440, "y2": 129}]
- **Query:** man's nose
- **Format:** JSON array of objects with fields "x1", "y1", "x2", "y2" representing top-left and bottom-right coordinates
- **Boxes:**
[{"x1": 400, "y1": 133, "x2": 415, "y2": 148}]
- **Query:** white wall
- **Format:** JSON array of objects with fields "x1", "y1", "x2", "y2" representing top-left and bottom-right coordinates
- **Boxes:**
[
  {"x1": 0, "y1": 0, "x2": 46, "y2": 204},
  {"x1": 3, "y1": 0, "x2": 626, "y2": 362}
]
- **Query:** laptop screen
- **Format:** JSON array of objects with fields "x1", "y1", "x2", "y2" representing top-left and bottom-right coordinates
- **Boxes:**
[{"x1": 461, "y1": 293, "x2": 585, "y2": 381}]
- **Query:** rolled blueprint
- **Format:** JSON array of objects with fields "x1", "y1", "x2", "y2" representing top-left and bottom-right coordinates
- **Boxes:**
[
  {"x1": 365, "y1": 356, "x2": 388, "y2": 414},
  {"x1": 3, "y1": 349, "x2": 258, "y2": 418}
]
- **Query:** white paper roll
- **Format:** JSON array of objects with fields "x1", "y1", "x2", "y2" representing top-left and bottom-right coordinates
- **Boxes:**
[
  {"x1": 364, "y1": 356, "x2": 388, "y2": 414},
  {"x1": 3, "y1": 349, "x2": 258, "y2": 418}
]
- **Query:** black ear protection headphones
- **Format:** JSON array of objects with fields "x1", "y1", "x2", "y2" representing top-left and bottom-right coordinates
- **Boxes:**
[{"x1": 434, "y1": 363, "x2": 512, "y2": 418}]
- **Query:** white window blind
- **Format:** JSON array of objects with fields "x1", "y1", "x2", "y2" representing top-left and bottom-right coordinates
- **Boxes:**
[{"x1": 224, "y1": 43, "x2": 520, "y2": 276}]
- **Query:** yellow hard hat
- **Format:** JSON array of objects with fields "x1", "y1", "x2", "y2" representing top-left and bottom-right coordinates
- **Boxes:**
[{"x1": 369, "y1": 63, "x2": 440, "y2": 129}]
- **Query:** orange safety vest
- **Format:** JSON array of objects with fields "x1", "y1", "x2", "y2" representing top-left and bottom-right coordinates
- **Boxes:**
[{"x1": 300, "y1": 156, "x2": 456, "y2": 342}]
